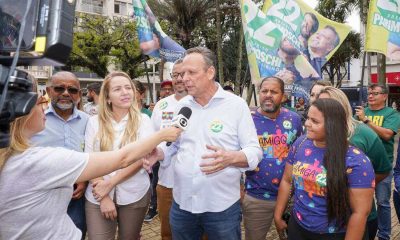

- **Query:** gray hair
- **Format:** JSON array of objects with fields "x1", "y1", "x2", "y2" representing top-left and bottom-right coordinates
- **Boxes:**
[{"x1": 185, "y1": 47, "x2": 216, "y2": 73}]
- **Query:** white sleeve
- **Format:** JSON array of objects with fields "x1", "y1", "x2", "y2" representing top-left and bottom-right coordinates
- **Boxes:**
[
  {"x1": 237, "y1": 101, "x2": 262, "y2": 172},
  {"x1": 151, "y1": 102, "x2": 162, "y2": 131},
  {"x1": 139, "y1": 114, "x2": 155, "y2": 139},
  {"x1": 84, "y1": 116, "x2": 98, "y2": 153},
  {"x1": 159, "y1": 140, "x2": 179, "y2": 168},
  {"x1": 35, "y1": 147, "x2": 89, "y2": 189}
]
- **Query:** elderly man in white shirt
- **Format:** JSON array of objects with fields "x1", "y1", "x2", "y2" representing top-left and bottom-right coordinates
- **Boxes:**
[{"x1": 146, "y1": 47, "x2": 262, "y2": 240}]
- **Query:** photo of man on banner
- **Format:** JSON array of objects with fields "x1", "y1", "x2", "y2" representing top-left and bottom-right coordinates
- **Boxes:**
[{"x1": 241, "y1": 0, "x2": 351, "y2": 101}]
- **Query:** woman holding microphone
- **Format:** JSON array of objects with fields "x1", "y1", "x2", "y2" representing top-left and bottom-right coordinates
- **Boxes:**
[{"x1": 0, "y1": 76, "x2": 180, "y2": 240}]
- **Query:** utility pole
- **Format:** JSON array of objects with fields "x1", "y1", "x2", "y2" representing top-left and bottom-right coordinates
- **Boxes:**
[{"x1": 377, "y1": 53, "x2": 386, "y2": 85}]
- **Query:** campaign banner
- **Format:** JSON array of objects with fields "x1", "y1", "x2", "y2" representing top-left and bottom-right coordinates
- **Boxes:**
[
  {"x1": 132, "y1": 0, "x2": 185, "y2": 62},
  {"x1": 365, "y1": 0, "x2": 400, "y2": 61},
  {"x1": 240, "y1": 0, "x2": 351, "y2": 100}
]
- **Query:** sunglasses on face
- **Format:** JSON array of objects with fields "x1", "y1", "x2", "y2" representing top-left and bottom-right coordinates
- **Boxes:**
[{"x1": 52, "y1": 86, "x2": 80, "y2": 95}]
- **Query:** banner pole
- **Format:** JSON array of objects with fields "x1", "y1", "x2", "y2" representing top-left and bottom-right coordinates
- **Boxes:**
[
  {"x1": 253, "y1": 84, "x2": 258, "y2": 106},
  {"x1": 359, "y1": 51, "x2": 367, "y2": 105},
  {"x1": 241, "y1": 64, "x2": 249, "y2": 97}
]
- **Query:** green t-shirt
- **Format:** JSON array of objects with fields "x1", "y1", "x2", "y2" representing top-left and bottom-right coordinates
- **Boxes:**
[
  {"x1": 141, "y1": 108, "x2": 152, "y2": 118},
  {"x1": 350, "y1": 122, "x2": 392, "y2": 221},
  {"x1": 364, "y1": 107, "x2": 400, "y2": 162}
]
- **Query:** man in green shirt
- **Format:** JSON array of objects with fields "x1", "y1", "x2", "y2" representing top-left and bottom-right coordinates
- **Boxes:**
[{"x1": 355, "y1": 84, "x2": 400, "y2": 240}]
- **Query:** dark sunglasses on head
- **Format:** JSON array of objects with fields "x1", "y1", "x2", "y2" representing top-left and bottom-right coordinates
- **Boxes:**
[{"x1": 52, "y1": 86, "x2": 80, "y2": 94}]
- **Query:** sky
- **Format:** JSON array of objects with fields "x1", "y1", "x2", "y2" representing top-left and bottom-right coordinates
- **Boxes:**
[{"x1": 306, "y1": 0, "x2": 361, "y2": 32}]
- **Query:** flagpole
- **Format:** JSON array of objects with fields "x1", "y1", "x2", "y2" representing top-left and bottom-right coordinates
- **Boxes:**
[
  {"x1": 359, "y1": 51, "x2": 366, "y2": 105},
  {"x1": 359, "y1": 0, "x2": 369, "y2": 106},
  {"x1": 253, "y1": 84, "x2": 258, "y2": 106}
]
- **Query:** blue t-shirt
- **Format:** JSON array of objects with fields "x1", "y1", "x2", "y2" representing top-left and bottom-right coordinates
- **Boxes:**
[
  {"x1": 287, "y1": 136, "x2": 375, "y2": 234},
  {"x1": 245, "y1": 108, "x2": 303, "y2": 201}
]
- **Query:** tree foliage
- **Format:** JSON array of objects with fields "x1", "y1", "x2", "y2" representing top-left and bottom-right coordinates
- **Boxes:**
[
  {"x1": 147, "y1": 0, "x2": 214, "y2": 49},
  {"x1": 65, "y1": 13, "x2": 145, "y2": 78},
  {"x1": 147, "y1": 0, "x2": 249, "y2": 92}
]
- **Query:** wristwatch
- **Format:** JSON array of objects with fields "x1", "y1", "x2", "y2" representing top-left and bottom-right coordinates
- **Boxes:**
[{"x1": 363, "y1": 118, "x2": 370, "y2": 124}]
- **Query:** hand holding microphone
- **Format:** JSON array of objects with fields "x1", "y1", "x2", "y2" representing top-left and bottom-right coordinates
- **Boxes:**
[
  {"x1": 166, "y1": 107, "x2": 192, "y2": 146},
  {"x1": 143, "y1": 107, "x2": 192, "y2": 173}
]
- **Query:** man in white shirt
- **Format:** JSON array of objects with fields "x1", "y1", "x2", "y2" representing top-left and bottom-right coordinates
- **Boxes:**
[
  {"x1": 151, "y1": 58, "x2": 187, "y2": 239},
  {"x1": 83, "y1": 82, "x2": 101, "y2": 116},
  {"x1": 147, "y1": 47, "x2": 262, "y2": 240}
]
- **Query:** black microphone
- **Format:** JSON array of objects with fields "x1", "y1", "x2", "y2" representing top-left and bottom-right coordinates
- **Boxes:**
[{"x1": 166, "y1": 107, "x2": 192, "y2": 146}]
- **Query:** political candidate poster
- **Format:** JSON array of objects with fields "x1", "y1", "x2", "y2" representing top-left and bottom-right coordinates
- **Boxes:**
[
  {"x1": 365, "y1": 0, "x2": 400, "y2": 61},
  {"x1": 241, "y1": 0, "x2": 351, "y2": 100}
]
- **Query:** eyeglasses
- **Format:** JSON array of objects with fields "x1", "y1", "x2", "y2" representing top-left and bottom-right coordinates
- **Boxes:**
[
  {"x1": 170, "y1": 72, "x2": 184, "y2": 79},
  {"x1": 368, "y1": 92, "x2": 385, "y2": 96},
  {"x1": 52, "y1": 86, "x2": 80, "y2": 95}
]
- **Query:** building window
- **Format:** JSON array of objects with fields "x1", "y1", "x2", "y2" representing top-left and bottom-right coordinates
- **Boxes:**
[{"x1": 114, "y1": 3, "x2": 120, "y2": 14}]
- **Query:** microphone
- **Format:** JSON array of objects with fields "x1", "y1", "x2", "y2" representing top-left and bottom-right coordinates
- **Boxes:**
[{"x1": 166, "y1": 107, "x2": 192, "y2": 146}]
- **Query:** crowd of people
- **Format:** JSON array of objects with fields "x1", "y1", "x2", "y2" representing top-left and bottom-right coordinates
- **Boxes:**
[{"x1": 1, "y1": 46, "x2": 400, "y2": 240}]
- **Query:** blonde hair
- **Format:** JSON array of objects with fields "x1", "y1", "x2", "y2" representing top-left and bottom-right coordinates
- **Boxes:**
[
  {"x1": 318, "y1": 86, "x2": 358, "y2": 138},
  {"x1": 97, "y1": 71, "x2": 141, "y2": 151},
  {"x1": 0, "y1": 73, "x2": 38, "y2": 169}
]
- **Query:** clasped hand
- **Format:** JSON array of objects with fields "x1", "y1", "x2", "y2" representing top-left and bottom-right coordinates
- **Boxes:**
[{"x1": 200, "y1": 145, "x2": 232, "y2": 174}]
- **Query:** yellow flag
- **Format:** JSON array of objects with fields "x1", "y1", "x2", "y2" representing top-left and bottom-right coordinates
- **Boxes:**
[
  {"x1": 365, "y1": 0, "x2": 400, "y2": 61},
  {"x1": 240, "y1": 0, "x2": 351, "y2": 101}
]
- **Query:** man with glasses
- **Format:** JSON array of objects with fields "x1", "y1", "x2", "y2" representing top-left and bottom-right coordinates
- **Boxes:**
[
  {"x1": 148, "y1": 58, "x2": 187, "y2": 238},
  {"x1": 31, "y1": 71, "x2": 89, "y2": 239},
  {"x1": 355, "y1": 83, "x2": 400, "y2": 240}
]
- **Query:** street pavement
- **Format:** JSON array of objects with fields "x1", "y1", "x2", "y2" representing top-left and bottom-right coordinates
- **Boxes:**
[{"x1": 140, "y1": 201, "x2": 400, "y2": 240}]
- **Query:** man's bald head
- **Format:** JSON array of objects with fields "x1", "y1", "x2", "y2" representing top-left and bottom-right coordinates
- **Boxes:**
[{"x1": 50, "y1": 71, "x2": 80, "y2": 87}]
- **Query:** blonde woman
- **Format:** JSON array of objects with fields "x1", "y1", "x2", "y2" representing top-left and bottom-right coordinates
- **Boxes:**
[
  {"x1": 84, "y1": 72, "x2": 153, "y2": 240},
  {"x1": 318, "y1": 86, "x2": 391, "y2": 240},
  {"x1": 0, "y1": 75, "x2": 180, "y2": 240}
]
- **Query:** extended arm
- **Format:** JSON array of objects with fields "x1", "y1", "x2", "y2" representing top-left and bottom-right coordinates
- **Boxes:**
[{"x1": 77, "y1": 127, "x2": 181, "y2": 183}]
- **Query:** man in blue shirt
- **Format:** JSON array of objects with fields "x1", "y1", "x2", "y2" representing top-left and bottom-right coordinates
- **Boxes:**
[
  {"x1": 31, "y1": 71, "x2": 89, "y2": 239},
  {"x1": 307, "y1": 25, "x2": 340, "y2": 77}
]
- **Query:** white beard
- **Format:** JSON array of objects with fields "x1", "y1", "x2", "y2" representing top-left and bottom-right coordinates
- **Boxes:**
[{"x1": 56, "y1": 102, "x2": 74, "y2": 110}]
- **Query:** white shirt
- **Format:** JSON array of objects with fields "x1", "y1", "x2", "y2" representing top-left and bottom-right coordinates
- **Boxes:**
[
  {"x1": 0, "y1": 147, "x2": 89, "y2": 240},
  {"x1": 151, "y1": 94, "x2": 180, "y2": 188},
  {"x1": 161, "y1": 84, "x2": 262, "y2": 213},
  {"x1": 83, "y1": 102, "x2": 98, "y2": 116},
  {"x1": 84, "y1": 113, "x2": 154, "y2": 205}
]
